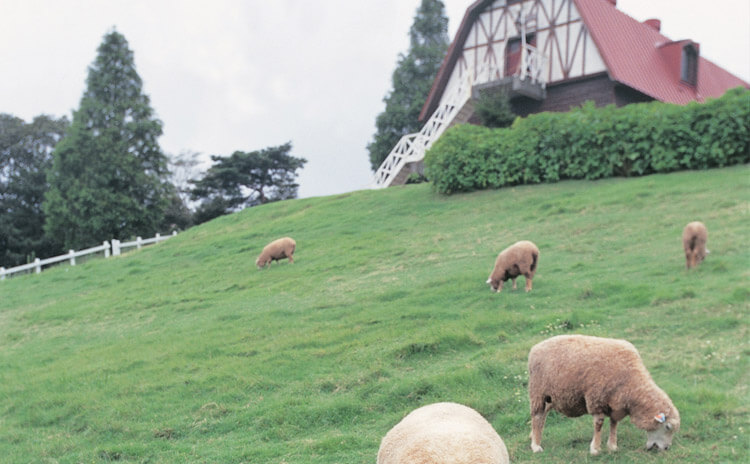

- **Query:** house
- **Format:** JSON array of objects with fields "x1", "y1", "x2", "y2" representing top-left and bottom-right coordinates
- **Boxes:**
[{"x1": 373, "y1": 0, "x2": 749, "y2": 188}]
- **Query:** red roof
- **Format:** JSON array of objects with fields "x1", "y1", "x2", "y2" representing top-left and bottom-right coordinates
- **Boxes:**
[
  {"x1": 575, "y1": 0, "x2": 749, "y2": 104},
  {"x1": 420, "y1": 0, "x2": 749, "y2": 120}
]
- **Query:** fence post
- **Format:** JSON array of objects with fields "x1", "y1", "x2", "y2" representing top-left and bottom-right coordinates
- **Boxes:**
[
  {"x1": 69, "y1": 249, "x2": 76, "y2": 266},
  {"x1": 136, "y1": 236, "x2": 142, "y2": 250},
  {"x1": 104, "y1": 241, "x2": 110, "y2": 258},
  {"x1": 1, "y1": 267, "x2": 4, "y2": 280},
  {"x1": 112, "y1": 239, "x2": 120, "y2": 256},
  {"x1": 35, "y1": 258, "x2": 41, "y2": 274},
  {"x1": 172, "y1": 230, "x2": 177, "y2": 237},
  {"x1": 155, "y1": 233, "x2": 161, "y2": 242}
]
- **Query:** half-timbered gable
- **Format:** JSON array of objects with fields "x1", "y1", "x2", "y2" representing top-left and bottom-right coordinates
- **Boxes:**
[{"x1": 373, "y1": 0, "x2": 748, "y2": 188}]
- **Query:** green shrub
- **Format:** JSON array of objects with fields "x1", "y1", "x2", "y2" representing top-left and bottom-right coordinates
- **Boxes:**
[
  {"x1": 425, "y1": 87, "x2": 750, "y2": 194},
  {"x1": 474, "y1": 88, "x2": 517, "y2": 128}
]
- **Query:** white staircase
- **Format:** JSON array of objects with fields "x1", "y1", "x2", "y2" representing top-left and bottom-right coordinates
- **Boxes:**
[{"x1": 371, "y1": 68, "x2": 477, "y2": 188}]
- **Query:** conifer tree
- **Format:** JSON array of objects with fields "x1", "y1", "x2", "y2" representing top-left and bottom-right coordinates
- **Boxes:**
[
  {"x1": 44, "y1": 30, "x2": 172, "y2": 249},
  {"x1": 367, "y1": 0, "x2": 449, "y2": 171},
  {"x1": 190, "y1": 142, "x2": 306, "y2": 224}
]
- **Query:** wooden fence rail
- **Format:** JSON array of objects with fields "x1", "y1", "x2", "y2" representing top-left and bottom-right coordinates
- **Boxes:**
[{"x1": 0, "y1": 231, "x2": 177, "y2": 280}]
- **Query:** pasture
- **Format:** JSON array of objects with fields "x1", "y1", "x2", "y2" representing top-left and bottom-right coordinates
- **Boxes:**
[{"x1": 0, "y1": 166, "x2": 748, "y2": 463}]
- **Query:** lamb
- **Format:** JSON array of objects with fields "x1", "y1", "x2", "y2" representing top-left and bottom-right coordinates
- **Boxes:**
[
  {"x1": 528, "y1": 334, "x2": 680, "y2": 455},
  {"x1": 486, "y1": 240, "x2": 539, "y2": 292},
  {"x1": 682, "y1": 221, "x2": 708, "y2": 269},
  {"x1": 377, "y1": 402, "x2": 509, "y2": 464},
  {"x1": 255, "y1": 237, "x2": 296, "y2": 269}
]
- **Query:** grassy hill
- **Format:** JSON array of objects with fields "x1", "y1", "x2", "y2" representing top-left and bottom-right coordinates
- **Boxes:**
[{"x1": 1, "y1": 166, "x2": 748, "y2": 463}]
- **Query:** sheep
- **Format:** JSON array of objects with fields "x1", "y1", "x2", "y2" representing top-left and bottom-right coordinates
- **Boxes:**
[
  {"x1": 255, "y1": 237, "x2": 296, "y2": 269},
  {"x1": 682, "y1": 221, "x2": 708, "y2": 269},
  {"x1": 377, "y1": 402, "x2": 509, "y2": 464},
  {"x1": 528, "y1": 334, "x2": 680, "y2": 455},
  {"x1": 486, "y1": 240, "x2": 539, "y2": 292}
]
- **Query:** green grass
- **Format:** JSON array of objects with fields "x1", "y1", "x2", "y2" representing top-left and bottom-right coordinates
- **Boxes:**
[{"x1": 1, "y1": 166, "x2": 748, "y2": 463}]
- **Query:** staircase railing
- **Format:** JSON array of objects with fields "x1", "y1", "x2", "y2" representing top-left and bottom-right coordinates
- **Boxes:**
[
  {"x1": 372, "y1": 66, "x2": 477, "y2": 188},
  {"x1": 520, "y1": 43, "x2": 549, "y2": 86}
]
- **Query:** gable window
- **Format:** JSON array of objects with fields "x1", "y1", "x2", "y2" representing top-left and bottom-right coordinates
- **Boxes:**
[{"x1": 681, "y1": 44, "x2": 698, "y2": 86}]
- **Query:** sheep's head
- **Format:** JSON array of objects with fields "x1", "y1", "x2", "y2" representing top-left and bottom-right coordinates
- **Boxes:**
[
  {"x1": 255, "y1": 257, "x2": 267, "y2": 269},
  {"x1": 486, "y1": 277, "x2": 500, "y2": 292},
  {"x1": 646, "y1": 412, "x2": 680, "y2": 451}
]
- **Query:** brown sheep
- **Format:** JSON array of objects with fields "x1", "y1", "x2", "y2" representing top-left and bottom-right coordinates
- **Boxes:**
[
  {"x1": 486, "y1": 240, "x2": 539, "y2": 292},
  {"x1": 377, "y1": 402, "x2": 509, "y2": 464},
  {"x1": 682, "y1": 221, "x2": 708, "y2": 269},
  {"x1": 528, "y1": 335, "x2": 680, "y2": 455},
  {"x1": 255, "y1": 237, "x2": 296, "y2": 269}
]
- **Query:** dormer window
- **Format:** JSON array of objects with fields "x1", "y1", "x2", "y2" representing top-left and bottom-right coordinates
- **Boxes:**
[{"x1": 681, "y1": 44, "x2": 698, "y2": 86}]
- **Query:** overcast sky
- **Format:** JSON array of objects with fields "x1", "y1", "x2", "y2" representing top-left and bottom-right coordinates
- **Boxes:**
[{"x1": 2, "y1": 0, "x2": 748, "y2": 198}]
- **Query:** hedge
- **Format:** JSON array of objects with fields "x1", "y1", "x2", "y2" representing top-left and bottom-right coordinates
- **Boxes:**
[{"x1": 424, "y1": 87, "x2": 750, "y2": 194}]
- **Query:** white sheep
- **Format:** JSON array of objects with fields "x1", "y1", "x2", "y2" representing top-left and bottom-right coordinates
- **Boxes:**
[
  {"x1": 682, "y1": 221, "x2": 708, "y2": 269},
  {"x1": 528, "y1": 334, "x2": 680, "y2": 455},
  {"x1": 255, "y1": 237, "x2": 296, "y2": 269},
  {"x1": 486, "y1": 240, "x2": 539, "y2": 292},
  {"x1": 377, "y1": 402, "x2": 509, "y2": 464}
]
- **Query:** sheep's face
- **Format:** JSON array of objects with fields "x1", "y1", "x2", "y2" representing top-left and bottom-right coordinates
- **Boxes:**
[{"x1": 646, "y1": 415, "x2": 679, "y2": 451}]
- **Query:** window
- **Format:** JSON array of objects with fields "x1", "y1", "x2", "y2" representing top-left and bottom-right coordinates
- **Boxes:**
[{"x1": 681, "y1": 44, "x2": 698, "y2": 86}]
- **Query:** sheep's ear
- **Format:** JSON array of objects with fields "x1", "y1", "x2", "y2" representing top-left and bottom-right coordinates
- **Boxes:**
[
  {"x1": 486, "y1": 278, "x2": 492, "y2": 284},
  {"x1": 654, "y1": 413, "x2": 666, "y2": 424}
]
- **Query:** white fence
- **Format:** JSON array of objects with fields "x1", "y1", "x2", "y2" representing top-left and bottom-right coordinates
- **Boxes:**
[{"x1": 0, "y1": 231, "x2": 177, "y2": 280}]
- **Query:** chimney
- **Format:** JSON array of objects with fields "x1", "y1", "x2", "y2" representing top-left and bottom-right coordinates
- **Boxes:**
[
  {"x1": 606, "y1": 0, "x2": 617, "y2": 6},
  {"x1": 644, "y1": 19, "x2": 661, "y2": 32}
]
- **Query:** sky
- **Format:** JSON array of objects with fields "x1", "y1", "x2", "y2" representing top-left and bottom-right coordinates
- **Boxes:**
[{"x1": 1, "y1": 0, "x2": 748, "y2": 199}]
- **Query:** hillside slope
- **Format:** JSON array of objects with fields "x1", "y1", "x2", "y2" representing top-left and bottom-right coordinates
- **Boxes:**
[{"x1": 1, "y1": 166, "x2": 748, "y2": 463}]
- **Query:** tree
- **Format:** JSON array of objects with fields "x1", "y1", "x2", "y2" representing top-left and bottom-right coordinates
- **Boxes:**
[
  {"x1": 168, "y1": 150, "x2": 204, "y2": 208},
  {"x1": 43, "y1": 30, "x2": 173, "y2": 250},
  {"x1": 161, "y1": 150, "x2": 205, "y2": 231},
  {"x1": 474, "y1": 88, "x2": 517, "y2": 128},
  {"x1": 0, "y1": 114, "x2": 69, "y2": 267},
  {"x1": 190, "y1": 142, "x2": 306, "y2": 224},
  {"x1": 367, "y1": 0, "x2": 449, "y2": 171}
]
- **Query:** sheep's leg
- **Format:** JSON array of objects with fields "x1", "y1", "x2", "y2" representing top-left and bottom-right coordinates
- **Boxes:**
[
  {"x1": 288, "y1": 254, "x2": 294, "y2": 264},
  {"x1": 590, "y1": 414, "x2": 605, "y2": 455},
  {"x1": 530, "y1": 401, "x2": 549, "y2": 452},
  {"x1": 687, "y1": 250, "x2": 698, "y2": 269},
  {"x1": 607, "y1": 418, "x2": 618, "y2": 451},
  {"x1": 511, "y1": 278, "x2": 517, "y2": 290},
  {"x1": 524, "y1": 275, "x2": 533, "y2": 292}
]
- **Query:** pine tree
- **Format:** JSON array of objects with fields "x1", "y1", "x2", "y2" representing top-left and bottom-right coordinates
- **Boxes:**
[
  {"x1": 44, "y1": 30, "x2": 172, "y2": 250},
  {"x1": 367, "y1": 0, "x2": 449, "y2": 171},
  {"x1": 190, "y1": 143, "x2": 306, "y2": 225}
]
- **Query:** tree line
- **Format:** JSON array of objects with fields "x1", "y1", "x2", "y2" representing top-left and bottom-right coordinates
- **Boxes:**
[
  {"x1": 1, "y1": 30, "x2": 305, "y2": 268},
  {"x1": 3, "y1": 0, "x2": 451, "y2": 268}
]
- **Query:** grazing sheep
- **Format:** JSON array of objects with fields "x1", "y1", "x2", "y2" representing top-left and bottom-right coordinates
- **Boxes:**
[
  {"x1": 528, "y1": 335, "x2": 680, "y2": 455},
  {"x1": 682, "y1": 221, "x2": 708, "y2": 269},
  {"x1": 255, "y1": 237, "x2": 296, "y2": 269},
  {"x1": 486, "y1": 240, "x2": 539, "y2": 293},
  {"x1": 377, "y1": 402, "x2": 509, "y2": 464}
]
